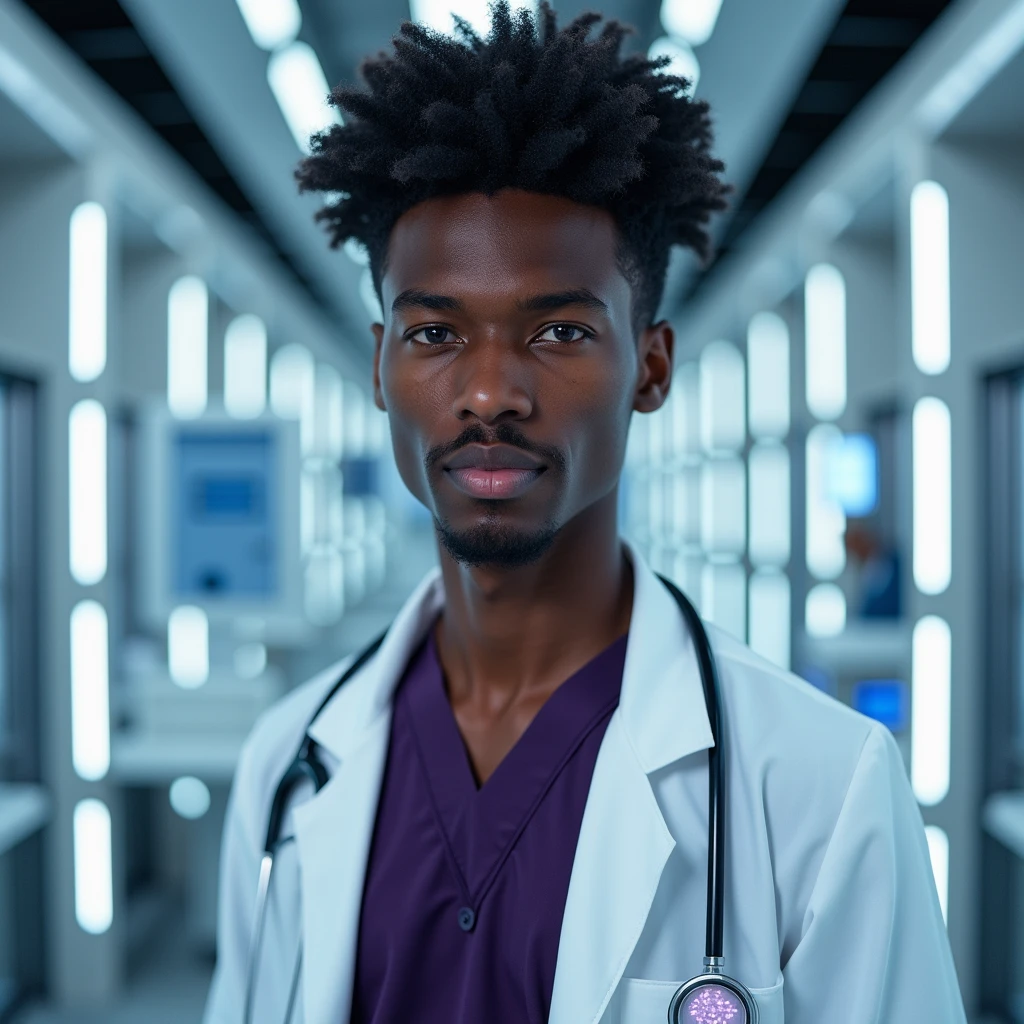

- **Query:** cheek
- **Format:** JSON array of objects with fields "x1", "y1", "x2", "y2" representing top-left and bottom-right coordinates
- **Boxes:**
[{"x1": 564, "y1": 363, "x2": 635, "y2": 489}]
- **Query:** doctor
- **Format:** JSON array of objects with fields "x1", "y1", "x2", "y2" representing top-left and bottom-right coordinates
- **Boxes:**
[{"x1": 205, "y1": 3, "x2": 966, "y2": 1022}]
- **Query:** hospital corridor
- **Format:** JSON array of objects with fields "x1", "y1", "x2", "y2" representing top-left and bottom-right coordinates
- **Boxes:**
[{"x1": 0, "y1": 0, "x2": 1022, "y2": 1020}]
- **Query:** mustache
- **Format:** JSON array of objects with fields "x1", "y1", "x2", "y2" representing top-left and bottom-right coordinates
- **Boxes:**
[{"x1": 424, "y1": 422, "x2": 566, "y2": 473}]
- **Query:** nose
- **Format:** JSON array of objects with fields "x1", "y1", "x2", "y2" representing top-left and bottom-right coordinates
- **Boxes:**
[{"x1": 451, "y1": 343, "x2": 534, "y2": 424}]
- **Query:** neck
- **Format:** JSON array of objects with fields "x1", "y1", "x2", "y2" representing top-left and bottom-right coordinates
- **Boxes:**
[{"x1": 433, "y1": 491, "x2": 633, "y2": 710}]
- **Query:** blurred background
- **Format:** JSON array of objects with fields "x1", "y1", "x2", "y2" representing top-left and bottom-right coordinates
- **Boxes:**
[{"x1": 0, "y1": 0, "x2": 1021, "y2": 1019}]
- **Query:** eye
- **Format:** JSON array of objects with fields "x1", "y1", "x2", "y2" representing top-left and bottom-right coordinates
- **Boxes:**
[
  {"x1": 535, "y1": 323, "x2": 592, "y2": 344},
  {"x1": 408, "y1": 325, "x2": 458, "y2": 345}
]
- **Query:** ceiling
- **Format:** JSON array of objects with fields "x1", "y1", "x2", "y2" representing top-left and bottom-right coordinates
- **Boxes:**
[
  {"x1": 15, "y1": 0, "x2": 959, "y2": 348},
  {"x1": 0, "y1": 84, "x2": 67, "y2": 163}
]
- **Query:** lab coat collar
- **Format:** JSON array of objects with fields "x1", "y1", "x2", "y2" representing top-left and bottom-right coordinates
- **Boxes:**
[{"x1": 306, "y1": 537, "x2": 713, "y2": 774}]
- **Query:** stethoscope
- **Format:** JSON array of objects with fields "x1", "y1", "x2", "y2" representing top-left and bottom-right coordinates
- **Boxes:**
[{"x1": 244, "y1": 575, "x2": 758, "y2": 1024}]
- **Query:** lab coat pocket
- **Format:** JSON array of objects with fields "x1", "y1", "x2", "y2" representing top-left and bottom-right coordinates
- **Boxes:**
[{"x1": 611, "y1": 974, "x2": 785, "y2": 1023}]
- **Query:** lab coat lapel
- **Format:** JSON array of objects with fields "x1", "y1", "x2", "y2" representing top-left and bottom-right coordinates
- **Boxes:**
[
  {"x1": 549, "y1": 542, "x2": 713, "y2": 1024},
  {"x1": 292, "y1": 566, "x2": 445, "y2": 1024}
]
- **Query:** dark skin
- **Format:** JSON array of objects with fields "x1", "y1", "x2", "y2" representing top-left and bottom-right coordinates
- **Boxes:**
[{"x1": 371, "y1": 188, "x2": 674, "y2": 786}]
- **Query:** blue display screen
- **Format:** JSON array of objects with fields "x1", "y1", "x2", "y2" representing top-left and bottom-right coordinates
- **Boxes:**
[
  {"x1": 195, "y1": 477, "x2": 261, "y2": 517},
  {"x1": 826, "y1": 433, "x2": 878, "y2": 516},
  {"x1": 852, "y1": 679, "x2": 908, "y2": 732}
]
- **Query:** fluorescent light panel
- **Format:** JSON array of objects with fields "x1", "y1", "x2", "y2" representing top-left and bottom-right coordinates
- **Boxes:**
[
  {"x1": 700, "y1": 457, "x2": 746, "y2": 555},
  {"x1": 659, "y1": 0, "x2": 724, "y2": 45},
  {"x1": 168, "y1": 605, "x2": 209, "y2": 689},
  {"x1": 913, "y1": 397, "x2": 952, "y2": 595},
  {"x1": 235, "y1": 0, "x2": 301, "y2": 50},
  {"x1": 699, "y1": 340, "x2": 745, "y2": 454},
  {"x1": 68, "y1": 202, "x2": 107, "y2": 382},
  {"x1": 167, "y1": 276, "x2": 208, "y2": 419},
  {"x1": 69, "y1": 399, "x2": 107, "y2": 586},
  {"x1": 747, "y1": 311, "x2": 790, "y2": 440},
  {"x1": 805, "y1": 264, "x2": 847, "y2": 421},
  {"x1": 224, "y1": 314, "x2": 268, "y2": 419},
  {"x1": 314, "y1": 364, "x2": 344, "y2": 460},
  {"x1": 409, "y1": 0, "x2": 535, "y2": 36},
  {"x1": 805, "y1": 424, "x2": 846, "y2": 579},
  {"x1": 169, "y1": 776, "x2": 212, "y2": 820},
  {"x1": 911, "y1": 180, "x2": 951, "y2": 375},
  {"x1": 73, "y1": 798, "x2": 113, "y2": 935},
  {"x1": 749, "y1": 569, "x2": 791, "y2": 669},
  {"x1": 805, "y1": 582, "x2": 846, "y2": 638},
  {"x1": 700, "y1": 560, "x2": 746, "y2": 642},
  {"x1": 270, "y1": 343, "x2": 316, "y2": 453},
  {"x1": 748, "y1": 442, "x2": 790, "y2": 567},
  {"x1": 912, "y1": 614, "x2": 951, "y2": 806},
  {"x1": 647, "y1": 36, "x2": 700, "y2": 96},
  {"x1": 70, "y1": 600, "x2": 110, "y2": 782},
  {"x1": 267, "y1": 42, "x2": 340, "y2": 155},
  {"x1": 925, "y1": 825, "x2": 950, "y2": 925}
]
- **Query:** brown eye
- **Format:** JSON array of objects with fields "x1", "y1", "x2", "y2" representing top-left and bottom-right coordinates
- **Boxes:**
[
  {"x1": 410, "y1": 326, "x2": 454, "y2": 345},
  {"x1": 536, "y1": 324, "x2": 590, "y2": 343}
]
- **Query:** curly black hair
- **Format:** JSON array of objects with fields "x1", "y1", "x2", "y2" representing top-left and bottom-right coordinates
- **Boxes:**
[{"x1": 296, "y1": 0, "x2": 730, "y2": 333}]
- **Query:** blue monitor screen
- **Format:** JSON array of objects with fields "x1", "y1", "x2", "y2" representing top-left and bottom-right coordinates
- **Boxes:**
[
  {"x1": 194, "y1": 476, "x2": 262, "y2": 517},
  {"x1": 852, "y1": 679, "x2": 908, "y2": 732}
]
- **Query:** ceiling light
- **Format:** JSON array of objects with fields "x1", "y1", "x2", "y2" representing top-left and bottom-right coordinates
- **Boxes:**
[
  {"x1": 911, "y1": 180, "x2": 951, "y2": 375},
  {"x1": 647, "y1": 36, "x2": 700, "y2": 97},
  {"x1": 804, "y1": 263, "x2": 847, "y2": 421},
  {"x1": 659, "y1": 0, "x2": 724, "y2": 46},
  {"x1": 267, "y1": 42, "x2": 341, "y2": 154},
  {"x1": 235, "y1": 0, "x2": 302, "y2": 51}
]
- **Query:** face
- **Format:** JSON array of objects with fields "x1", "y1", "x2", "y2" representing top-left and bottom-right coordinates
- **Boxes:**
[{"x1": 372, "y1": 189, "x2": 673, "y2": 569}]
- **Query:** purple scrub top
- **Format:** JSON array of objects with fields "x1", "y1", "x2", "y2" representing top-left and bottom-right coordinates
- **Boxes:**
[{"x1": 349, "y1": 619, "x2": 628, "y2": 1024}]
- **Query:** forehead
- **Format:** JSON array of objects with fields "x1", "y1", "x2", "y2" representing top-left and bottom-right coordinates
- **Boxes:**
[{"x1": 381, "y1": 189, "x2": 628, "y2": 311}]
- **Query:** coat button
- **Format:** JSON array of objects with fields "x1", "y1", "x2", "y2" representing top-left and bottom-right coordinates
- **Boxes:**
[{"x1": 458, "y1": 906, "x2": 476, "y2": 932}]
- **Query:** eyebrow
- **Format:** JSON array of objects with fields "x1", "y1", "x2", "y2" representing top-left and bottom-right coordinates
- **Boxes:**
[{"x1": 390, "y1": 287, "x2": 610, "y2": 317}]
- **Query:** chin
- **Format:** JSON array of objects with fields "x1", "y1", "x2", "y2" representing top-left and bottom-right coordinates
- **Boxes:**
[{"x1": 434, "y1": 514, "x2": 559, "y2": 569}]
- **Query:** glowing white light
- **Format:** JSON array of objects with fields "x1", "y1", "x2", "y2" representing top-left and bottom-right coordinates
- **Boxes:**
[
  {"x1": 659, "y1": 0, "x2": 724, "y2": 45},
  {"x1": 344, "y1": 380, "x2": 368, "y2": 459},
  {"x1": 224, "y1": 314, "x2": 267, "y2": 419},
  {"x1": 168, "y1": 276, "x2": 208, "y2": 419},
  {"x1": 168, "y1": 606, "x2": 209, "y2": 689},
  {"x1": 234, "y1": 0, "x2": 301, "y2": 50},
  {"x1": 700, "y1": 457, "x2": 746, "y2": 555},
  {"x1": 912, "y1": 615, "x2": 951, "y2": 806},
  {"x1": 69, "y1": 400, "x2": 107, "y2": 586},
  {"x1": 806, "y1": 424, "x2": 846, "y2": 579},
  {"x1": 748, "y1": 442, "x2": 790, "y2": 567},
  {"x1": 925, "y1": 825, "x2": 950, "y2": 925},
  {"x1": 305, "y1": 549, "x2": 346, "y2": 625},
  {"x1": 271, "y1": 343, "x2": 316, "y2": 453},
  {"x1": 747, "y1": 312, "x2": 789, "y2": 439},
  {"x1": 699, "y1": 341, "x2": 745, "y2": 453},
  {"x1": 911, "y1": 181, "x2": 951, "y2": 375},
  {"x1": 314, "y1": 364, "x2": 344, "y2": 460},
  {"x1": 70, "y1": 600, "x2": 110, "y2": 782},
  {"x1": 234, "y1": 642, "x2": 268, "y2": 680},
  {"x1": 648, "y1": 36, "x2": 700, "y2": 97},
  {"x1": 73, "y1": 799, "x2": 113, "y2": 935},
  {"x1": 360, "y1": 268, "x2": 384, "y2": 323},
  {"x1": 409, "y1": 0, "x2": 535, "y2": 36},
  {"x1": 267, "y1": 42, "x2": 340, "y2": 154},
  {"x1": 805, "y1": 582, "x2": 846, "y2": 637},
  {"x1": 913, "y1": 397, "x2": 952, "y2": 595},
  {"x1": 805, "y1": 264, "x2": 847, "y2": 421},
  {"x1": 169, "y1": 776, "x2": 212, "y2": 820},
  {"x1": 701, "y1": 561, "x2": 746, "y2": 642},
  {"x1": 749, "y1": 569, "x2": 790, "y2": 669},
  {"x1": 68, "y1": 202, "x2": 107, "y2": 382}
]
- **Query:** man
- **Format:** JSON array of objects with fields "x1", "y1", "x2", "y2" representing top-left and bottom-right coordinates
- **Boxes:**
[{"x1": 205, "y1": 4, "x2": 966, "y2": 1022}]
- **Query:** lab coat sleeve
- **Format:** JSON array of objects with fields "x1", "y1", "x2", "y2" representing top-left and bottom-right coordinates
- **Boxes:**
[
  {"x1": 781, "y1": 723, "x2": 966, "y2": 1022},
  {"x1": 203, "y1": 726, "x2": 268, "y2": 1024}
]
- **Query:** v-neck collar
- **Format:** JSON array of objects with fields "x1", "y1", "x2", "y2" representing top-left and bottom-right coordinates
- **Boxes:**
[{"x1": 400, "y1": 622, "x2": 627, "y2": 905}]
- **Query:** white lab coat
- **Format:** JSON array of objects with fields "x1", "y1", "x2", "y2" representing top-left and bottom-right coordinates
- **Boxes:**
[{"x1": 205, "y1": 540, "x2": 966, "y2": 1024}]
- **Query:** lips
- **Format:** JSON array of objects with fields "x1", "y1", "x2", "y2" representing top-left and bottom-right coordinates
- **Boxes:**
[{"x1": 444, "y1": 444, "x2": 545, "y2": 499}]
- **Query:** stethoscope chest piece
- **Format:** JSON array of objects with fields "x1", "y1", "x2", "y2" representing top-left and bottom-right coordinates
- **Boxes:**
[{"x1": 668, "y1": 967, "x2": 758, "y2": 1024}]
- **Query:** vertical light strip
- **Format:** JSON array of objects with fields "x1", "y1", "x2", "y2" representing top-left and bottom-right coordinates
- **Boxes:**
[
  {"x1": 167, "y1": 276, "x2": 209, "y2": 419},
  {"x1": 748, "y1": 569, "x2": 791, "y2": 669},
  {"x1": 73, "y1": 798, "x2": 113, "y2": 935},
  {"x1": 805, "y1": 423, "x2": 845, "y2": 579},
  {"x1": 748, "y1": 442, "x2": 790, "y2": 567},
  {"x1": 224, "y1": 314, "x2": 267, "y2": 419},
  {"x1": 912, "y1": 615, "x2": 952, "y2": 806},
  {"x1": 913, "y1": 397, "x2": 952, "y2": 595},
  {"x1": 68, "y1": 399, "x2": 107, "y2": 585},
  {"x1": 747, "y1": 311, "x2": 790, "y2": 440},
  {"x1": 925, "y1": 825, "x2": 950, "y2": 925},
  {"x1": 270, "y1": 344, "x2": 316, "y2": 453},
  {"x1": 805, "y1": 264, "x2": 847, "y2": 421},
  {"x1": 911, "y1": 181, "x2": 951, "y2": 375},
  {"x1": 69, "y1": 600, "x2": 110, "y2": 781},
  {"x1": 168, "y1": 606, "x2": 209, "y2": 689},
  {"x1": 805, "y1": 582, "x2": 846, "y2": 637},
  {"x1": 68, "y1": 202, "x2": 107, "y2": 382}
]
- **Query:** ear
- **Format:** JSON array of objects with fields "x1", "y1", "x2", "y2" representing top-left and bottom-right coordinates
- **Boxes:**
[
  {"x1": 633, "y1": 319, "x2": 674, "y2": 414},
  {"x1": 371, "y1": 322, "x2": 386, "y2": 412}
]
